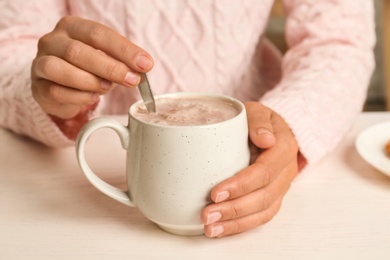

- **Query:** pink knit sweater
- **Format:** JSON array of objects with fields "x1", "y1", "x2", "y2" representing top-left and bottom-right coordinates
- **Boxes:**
[{"x1": 0, "y1": 0, "x2": 375, "y2": 166}]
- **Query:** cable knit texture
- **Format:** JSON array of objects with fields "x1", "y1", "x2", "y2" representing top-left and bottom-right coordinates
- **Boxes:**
[{"x1": 0, "y1": 0, "x2": 375, "y2": 166}]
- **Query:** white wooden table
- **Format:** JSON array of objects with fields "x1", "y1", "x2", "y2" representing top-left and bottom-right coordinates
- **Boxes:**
[{"x1": 1, "y1": 112, "x2": 390, "y2": 259}]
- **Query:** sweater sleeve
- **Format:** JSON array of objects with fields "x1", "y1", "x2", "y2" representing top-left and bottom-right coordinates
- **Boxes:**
[
  {"x1": 260, "y1": 0, "x2": 376, "y2": 165},
  {"x1": 0, "y1": 1, "x2": 76, "y2": 147}
]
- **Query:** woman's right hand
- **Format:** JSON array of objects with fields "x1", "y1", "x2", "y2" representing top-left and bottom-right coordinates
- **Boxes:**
[{"x1": 31, "y1": 16, "x2": 153, "y2": 121}]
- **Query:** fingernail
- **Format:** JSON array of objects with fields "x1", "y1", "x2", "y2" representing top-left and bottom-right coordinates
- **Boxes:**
[
  {"x1": 206, "y1": 212, "x2": 222, "y2": 225},
  {"x1": 100, "y1": 79, "x2": 111, "y2": 90},
  {"x1": 210, "y1": 225, "x2": 224, "y2": 238},
  {"x1": 256, "y1": 128, "x2": 273, "y2": 136},
  {"x1": 124, "y1": 72, "x2": 140, "y2": 86},
  {"x1": 135, "y1": 55, "x2": 152, "y2": 70},
  {"x1": 215, "y1": 191, "x2": 229, "y2": 203}
]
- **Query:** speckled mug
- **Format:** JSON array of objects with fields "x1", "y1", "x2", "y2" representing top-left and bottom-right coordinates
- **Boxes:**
[{"x1": 76, "y1": 92, "x2": 250, "y2": 236}]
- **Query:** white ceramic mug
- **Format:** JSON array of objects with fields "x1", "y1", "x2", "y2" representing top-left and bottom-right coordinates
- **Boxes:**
[{"x1": 76, "y1": 93, "x2": 250, "y2": 236}]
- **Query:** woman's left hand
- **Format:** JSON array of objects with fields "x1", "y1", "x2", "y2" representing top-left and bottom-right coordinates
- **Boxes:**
[{"x1": 201, "y1": 101, "x2": 303, "y2": 238}]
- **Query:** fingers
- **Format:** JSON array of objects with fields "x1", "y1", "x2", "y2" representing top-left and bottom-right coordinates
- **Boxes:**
[
  {"x1": 208, "y1": 105, "x2": 299, "y2": 203},
  {"x1": 32, "y1": 78, "x2": 99, "y2": 119},
  {"x1": 202, "y1": 160, "x2": 298, "y2": 238},
  {"x1": 210, "y1": 137, "x2": 296, "y2": 204},
  {"x1": 32, "y1": 16, "x2": 154, "y2": 120},
  {"x1": 56, "y1": 16, "x2": 154, "y2": 72},
  {"x1": 30, "y1": 16, "x2": 154, "y2": 136},
  {"x1": 31, "y1": 17, "x2": 153, "y2": 119},
  {"x1": 204, "y1": 198, "x2": 283, "y2": 238},
  {"x1": 33, "y1": 55, "x2": 113, "y2": 93},
  {"x1": 35, "y1": 15, "x2": 154, "y2": 94},
  {"x1": 31, "y1": 54, "x2": 111, "y2": 119},
  {"x1": 201, "y1": 104, "x2": 300, "y2": 238},
  {"x1": 204, "y1": 172, "x2": 290, "y2": 224},
  {"x1": 245, "y1": 102, "x2": 276, "y2": 149},
  {"x1": 38, "y1": 34, "x2": 141, "y2": 88},
  {"x1": 206, "y1": 108, "x2": 298, "y2": 205}
]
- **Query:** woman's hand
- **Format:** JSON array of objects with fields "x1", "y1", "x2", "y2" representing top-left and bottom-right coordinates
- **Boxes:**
[
  {"x1": 201, "y1": 102, "x2": 304, "y2": 238},
  {"x1": 31, "y1": 16, "x2": 153, "y2": 136}
]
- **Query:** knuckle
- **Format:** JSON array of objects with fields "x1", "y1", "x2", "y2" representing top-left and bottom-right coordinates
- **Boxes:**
[
  {"x1": 104, "y1": 62, "x2": 122, "y2": 80},
  {"x1": 118, "y1": 42, "x2": 133, "y2": 59},
  {"x1": 64, "y1": 42, "x2": 82, "y2": 61},
  {"x1": 56, "y1": 16, "x2": 73, "y2": 29},
  {"x1": 262, "y1": 203, "x2": 280, "y2": 224},
  {"x1": 262, "y1": 210, "x2": 275, "y2": 224},
  {"x1": 37, "y1": 34, "x2": 51, "y2": 51},
  {"x1": 48, "y1": 84, "x2": 63, "y2": 103},
  {"x1": 37, "y1": 56, "x2": 56, "y2": 78},
  {"x1": 88, "y1": 24, "x2": 107, "y2": 45},
  {"x1": 234, "y1": 177, "x2": 252, "y2": 195},
  {"x1": 261, "y1": 168, "x2": 273, "y2": 185},
  {"x1": 260, "y1": 192, "x2": 273, "y2": 210},
  {"x1": 229, "y1": 203, "x2": 240, "y2": 219}
]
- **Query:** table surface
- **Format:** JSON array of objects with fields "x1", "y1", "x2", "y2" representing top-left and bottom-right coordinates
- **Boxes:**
[{"x1": 1, "y1": 112, "x2": 390, "y2": 260}]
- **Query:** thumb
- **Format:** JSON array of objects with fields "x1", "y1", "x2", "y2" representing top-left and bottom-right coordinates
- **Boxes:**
[{"x1": 245, "y1": 101, "x2": 276, "y2": 149}]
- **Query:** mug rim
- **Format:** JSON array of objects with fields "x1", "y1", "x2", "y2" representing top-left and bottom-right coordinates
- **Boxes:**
[{"x1": 129, "y1": 92, "x2": 246, "y2": 128}]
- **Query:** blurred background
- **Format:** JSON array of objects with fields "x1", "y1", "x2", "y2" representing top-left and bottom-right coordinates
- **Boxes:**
[{"x1": 266, "y1": 0, "x2": 389, "y2": 111}]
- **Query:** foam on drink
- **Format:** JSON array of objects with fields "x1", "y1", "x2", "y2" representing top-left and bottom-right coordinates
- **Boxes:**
[{"x1": 133, "y1": 97, "x2": 240, "y2": 126}]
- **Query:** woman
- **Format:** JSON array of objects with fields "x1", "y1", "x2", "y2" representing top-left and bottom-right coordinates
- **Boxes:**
[{"x1": 0, "y1": 0, "x2": 375, "y2": 237}]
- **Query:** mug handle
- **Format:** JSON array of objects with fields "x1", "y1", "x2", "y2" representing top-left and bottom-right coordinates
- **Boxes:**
[{"x1": 75, "y1": 117, "x2": 135, "y2": 207}]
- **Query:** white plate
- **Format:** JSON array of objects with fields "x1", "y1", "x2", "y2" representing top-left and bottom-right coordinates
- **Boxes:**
[{"x1": 355, "y1": 121, "x2": 390, "y2": 176}]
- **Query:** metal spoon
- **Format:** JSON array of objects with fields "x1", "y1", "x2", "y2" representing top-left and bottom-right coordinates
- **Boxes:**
[{"x1": 137, "y1": 73, "x2": 156, "y2": 113}]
